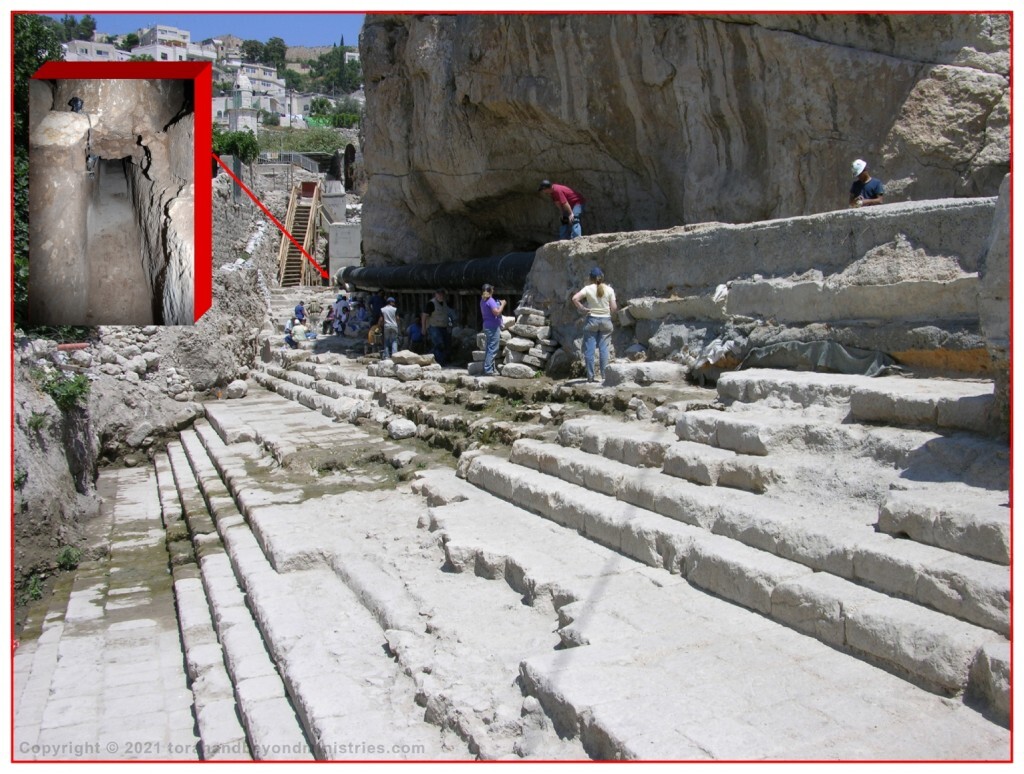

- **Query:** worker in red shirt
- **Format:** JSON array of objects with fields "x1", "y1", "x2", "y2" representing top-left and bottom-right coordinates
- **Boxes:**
[{"x1": 539, "y1": 180, "x2": 586, "y2": 239}]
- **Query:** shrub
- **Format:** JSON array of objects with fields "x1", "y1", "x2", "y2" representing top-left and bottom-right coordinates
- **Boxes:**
[
  {"x1": 14, "y1": 468, "x2": 27, "y2": 489},
  {"x1": 27, "y1": 412, "x2": 47, "y2": 431},
  {"x1": 22, "y1": 575, "x2": 44, "y2": 603},
  {"x1": 56, "y1": 546, "x2": 83, "y2": 571},
  {"x1": 40, "y1": 372, "x2": 90, "y2": 411}
]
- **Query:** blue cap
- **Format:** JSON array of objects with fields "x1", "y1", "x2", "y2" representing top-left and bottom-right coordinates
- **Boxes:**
[
  {"x1": 590, "y1": 267, "x2": 604, "y2": 278},
  {"x1": 386, "y1": 297, "x2": 395, "y2": 303}
]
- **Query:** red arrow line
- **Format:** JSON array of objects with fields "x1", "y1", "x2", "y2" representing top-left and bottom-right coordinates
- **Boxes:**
[{"x1": 212, "y1": 153, "x2": 328, "y2": 280}]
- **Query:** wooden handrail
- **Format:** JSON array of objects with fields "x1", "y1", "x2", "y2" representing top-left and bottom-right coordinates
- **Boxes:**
[{"x1": 277, "y1": 183, "x2": 300, "y2": 285}]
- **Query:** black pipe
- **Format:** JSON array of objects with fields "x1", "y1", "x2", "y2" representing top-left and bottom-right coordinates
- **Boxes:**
[{"x1": 340, "y1": 251, "x2": 534, "y2": 294}]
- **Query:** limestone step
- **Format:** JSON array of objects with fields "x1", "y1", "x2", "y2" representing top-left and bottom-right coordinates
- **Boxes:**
[
  {"x1": 717, "y1": 368, "x2": 995, "y2": 433},
  {"x1": 725, "y1": 274, "x2": 980, "y2": 327},
  {"x1": 252, "y1": 369, "x2": 376, "y2": 423},
  {"x1": 878, "y1": 486, "x2": 1010, "y2": 566},
  {"x1": 503, "y1": 438, "x2": 1008, "y2": 635},
  {"x1": 202, "y1": 390, "x2": 404, "y2": 477},
  {"x1": 168, "y1": 442, "x2": 310, "y2": 760},
  {"x1": 559, "y1": 417, "x2": 786, "y2": 494},
  {"x1": 15, "y1": 468, "x2": 199, "y2": 761},
  {"x1": 177, "y1": 426, "x2": 458, "y2": 759},
  {"x1": 676, "y1": 406, "x2": 941, "y2": 464},
  {"x1": 184, "y1": 404, "x2": 592, "y2": 759},
  {"x1": 463, "y1": 450, "x2": 1007, "y2": 699},
  {"x1": 158, "y1": 447, "x2": 250, "y2": 760},
  {"x1": 416, "y1": 469, "x2": 1008, "y2": 758}
]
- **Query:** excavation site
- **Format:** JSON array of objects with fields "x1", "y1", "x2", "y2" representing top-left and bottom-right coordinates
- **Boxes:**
[{"x1": 12, "y1": 12, "x2": 1011, "y2": 764}]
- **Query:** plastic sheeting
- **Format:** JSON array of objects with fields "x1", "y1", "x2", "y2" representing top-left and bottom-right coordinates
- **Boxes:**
[{"x1": 739, "y1": 340, "x2": 899, "y2": 377}]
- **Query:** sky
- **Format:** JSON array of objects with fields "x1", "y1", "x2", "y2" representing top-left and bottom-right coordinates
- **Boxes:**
[{"x1": 46, "y1": 12, "x2": 364, "y2": 48}]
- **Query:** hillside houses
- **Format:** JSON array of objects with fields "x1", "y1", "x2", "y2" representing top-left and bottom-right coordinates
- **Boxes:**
[{"x1": 65, "y1": 22, "x2": 360, "y2": 130}]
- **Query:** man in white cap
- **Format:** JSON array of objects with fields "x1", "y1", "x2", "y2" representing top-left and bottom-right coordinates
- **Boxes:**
[{"x1": 849, "y1": 159, "x2": 884, "y2": 207}]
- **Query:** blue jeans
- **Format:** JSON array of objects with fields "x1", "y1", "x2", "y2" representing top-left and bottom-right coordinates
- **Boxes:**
[
  {"x1": 383, "y1": 327, "x2": 399, "y2": 358},
  {"x1": 559, "y1": 204, "x2": 584, "y2": 240},
  {"x1": 582, "y1": 315, "x2": 613, "y2": 381},
  {"x1": 482, "y1": 325, "x2": 501, "y2": 374},
  {"x1": 429, "y1": 326, "x2": 450, "y2": 366}
]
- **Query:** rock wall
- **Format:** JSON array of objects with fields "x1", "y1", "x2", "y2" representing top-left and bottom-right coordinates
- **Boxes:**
[
  {"x1": 523, "y1": 196, "x2": 999, "y2": 380},
  {"x1": 359, "y1": 13, "x2": 1009, "y2": 265},
  {"x1": 126, "y1": 112, "x2": 195, "y2": 325}
]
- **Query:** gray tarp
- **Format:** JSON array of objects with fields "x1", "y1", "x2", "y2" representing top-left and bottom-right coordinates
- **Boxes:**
[{"x1": 739, "y1": 340, "x2": 898, "y2": 377}]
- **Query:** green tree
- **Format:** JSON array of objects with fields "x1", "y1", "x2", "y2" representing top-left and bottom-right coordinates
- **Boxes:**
[
  {"x1": 214, "y1": 127, "x2": 260, "y2": 167},
  {"x1": 341, "y1": 58, "x2": 362, "y2": 92},
  {"x1": 118, "y1": 32, "x2": 139, "y2": 51},
  {"x1": 281, "y1": 68, "x2": 306, "y2": 92},
  {"x1": 14, "y1": 14, "x2": 64, "y2": 147},
  {"x1": 76, "y1": 14, "x2": 96, "y2": 41},
  {"x1": 309, "y1": 96, "x2": 332, "y2": 116},
  {"x1": 14, "y1": 13, "x2": 64, "y2": 326},
  {"x1": 129, "y1": 54, "x2": 155, "y2": 62},
  {"x1": 241, "y1": 39, "x2": 264, "y2": 64},
  {"x1": 263, "y1": 36, "x2": 287, "y2": 72}
]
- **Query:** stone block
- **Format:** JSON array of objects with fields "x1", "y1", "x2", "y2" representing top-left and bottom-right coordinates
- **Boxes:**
[
  {"x1": 845, "y1": 598, "x2": 995, "y2": 692},
  {"x1": 501, "y1": 363, "x2": 536, "y2": 379},
  {"x1": 662, "y1": 441, "x2": 735, "y2": 485},
  {"x1": 684, "y1": 534, "x2": 812, "y2": 614},
  {"x1": 387, "y1": 418, "x2": 417, "y2": 439}
]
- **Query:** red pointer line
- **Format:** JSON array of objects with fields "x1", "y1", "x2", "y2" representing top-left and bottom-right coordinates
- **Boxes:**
[{"x1": 212, "y1": 153, "x2": 328, "y2": 279}]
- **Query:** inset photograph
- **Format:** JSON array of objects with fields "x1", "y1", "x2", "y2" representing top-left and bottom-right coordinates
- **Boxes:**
[{"x1": 28, "y1": 64, "x2": 201, "y2": 325}]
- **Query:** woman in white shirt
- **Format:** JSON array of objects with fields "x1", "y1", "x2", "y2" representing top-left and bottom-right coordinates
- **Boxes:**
[{"x1": 571, "y1": 267, "x2": 617, "y2": 383}]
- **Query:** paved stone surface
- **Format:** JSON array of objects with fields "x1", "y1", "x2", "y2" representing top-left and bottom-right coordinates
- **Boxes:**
[{"x1": 14, "y1": 468, "x2": 199, "y2": 761}]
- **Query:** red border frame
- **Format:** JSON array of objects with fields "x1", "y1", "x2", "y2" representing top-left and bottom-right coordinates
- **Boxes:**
[{"x1": 31, "y1": 60, "x2": 212, "y2": 323}]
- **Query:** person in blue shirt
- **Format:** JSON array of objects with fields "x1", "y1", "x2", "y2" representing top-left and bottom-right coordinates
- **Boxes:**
[{"x1": 849, "y1": 159, "x2": 884, "y2": 207}]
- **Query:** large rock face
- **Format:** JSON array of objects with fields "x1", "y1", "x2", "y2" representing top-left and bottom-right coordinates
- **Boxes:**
[{"x1": 359, "y1": 13, "x2": 1008, "y2": 265}]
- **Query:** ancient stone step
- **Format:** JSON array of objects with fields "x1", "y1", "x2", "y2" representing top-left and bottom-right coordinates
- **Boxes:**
[
  {"x1": 15, "y1": 468, "x2": 199, "y2": 761},
  {"x1": 717, "y1": 368, "x2": 995, "y2": 433},
  {"x1": 462, "y1": 450, "x2": 1007, "y2": 698},
  {"x1": 183, "y1": 403, "x2": 591, "y2": 759},
  {"x1": 252, "y1": 369, "x2": 373, "y2": 423},
  {"x1": 177, "y1": 426, "x2": 457, "y2": 760},
  {"x1": 158, "y1": 446, "x2": 249, "y2": 760},
  {"x1": 502, "y1": 438, "x2": 1008, "y2": 636},
  {"x1": 202, "y1": 389, "x2": 403, "y2": 476},
  {"x1": 878, "y1": 486, "x2": 1010, "y2": 566},
  {"x1": 417, "y1": 469, "x2": 1008, "y2": 757},
  {"x1": 676, "y1": 407, "x2": 942, "y2": 463},
  {"x1": 167, "y1": 442, "x2": 309, "y2": 760}
]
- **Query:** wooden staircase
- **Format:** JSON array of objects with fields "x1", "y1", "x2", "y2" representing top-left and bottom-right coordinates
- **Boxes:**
[{"x1": 278, "y1": 181, "x2": 324, "y2": 287}]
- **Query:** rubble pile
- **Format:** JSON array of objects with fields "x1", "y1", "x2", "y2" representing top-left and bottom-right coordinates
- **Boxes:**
[{"x1": 467, "y1": 306, "x2": 560, "y2": 380}]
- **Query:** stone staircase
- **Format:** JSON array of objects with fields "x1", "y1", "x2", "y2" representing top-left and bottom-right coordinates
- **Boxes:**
[
  {"x1": 162, "y1": 352, "x2": 1007, "y2": 758},
  {"x1": 17, "y1": 352, "x2": 1009, "y2": 760}
]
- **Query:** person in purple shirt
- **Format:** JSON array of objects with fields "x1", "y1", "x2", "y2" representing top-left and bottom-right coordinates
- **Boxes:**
[
  {"x1": 479, "y1": 283, "x2": 506, "y2": 376},
  {"x1": 539, "y1": 180, "x2": 586, "y2": 239}
]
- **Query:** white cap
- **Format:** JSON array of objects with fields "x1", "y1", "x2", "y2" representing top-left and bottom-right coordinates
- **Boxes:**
[{"x1": 851, "y1": 159, "x2": 867, "y2": 176}]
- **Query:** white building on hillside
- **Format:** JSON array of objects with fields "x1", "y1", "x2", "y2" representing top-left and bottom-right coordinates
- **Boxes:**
[
  {"x1": 131, "y1": 24, "x2": 216, "y2": 62},
  {"x1": 63, "y1": 40, "x2": 131, "y2": 62}
]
